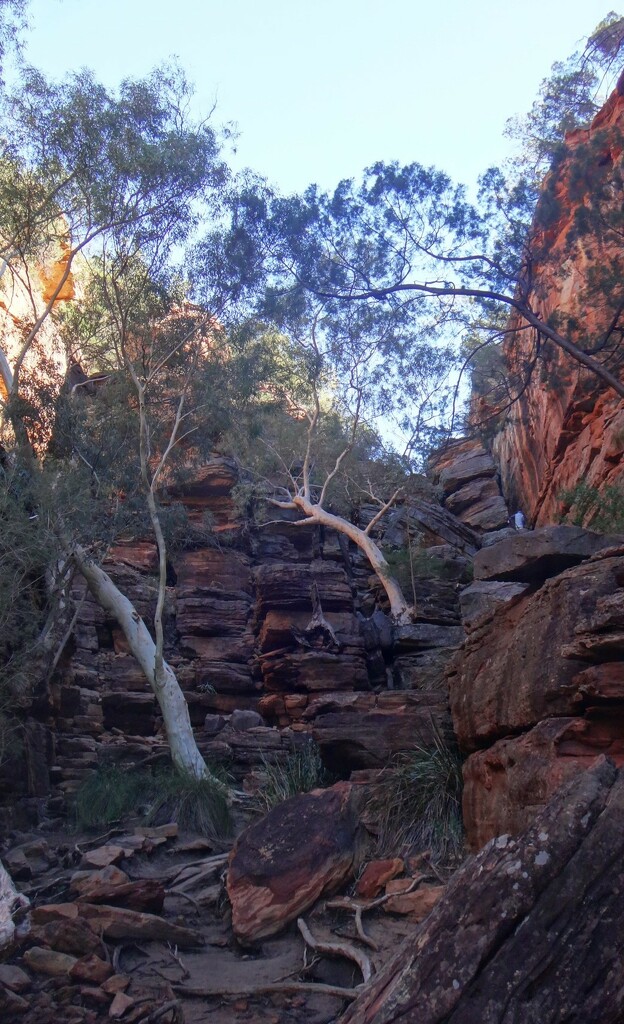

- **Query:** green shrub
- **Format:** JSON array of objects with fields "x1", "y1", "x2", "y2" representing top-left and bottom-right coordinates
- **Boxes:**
[
  {"x1": 559, "y1": 480, "x2": 624, "y2": 532},
  {"x1": 73, "y1": 761, "x2": 232, "y2": 840},
  {"x1": 73, "y1": 763, "x2": 151, "y2": 829},
  {"x1": 142, "y1": 766, "x2": 231, "y2": 838},
  {"x1": 386, "y1": 545, "x2": 472, "y2": 599},
  {"x1": 368, "y1": 726, "x2": 464, "y2": 866},
  {"x1": 255, "y1": 741, "x2": 331, "y2": 813}
]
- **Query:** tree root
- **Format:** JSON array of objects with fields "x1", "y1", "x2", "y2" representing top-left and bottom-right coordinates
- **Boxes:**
[
  {"x1": 323, "y1": 897, "x2": 378, "y2": 950},
  {"x1": 297, "y1": 916, "x2": 372, "y2": 984},
  {"x1": 174, "y1": 981, "x2": 359, "y2": 1001}
]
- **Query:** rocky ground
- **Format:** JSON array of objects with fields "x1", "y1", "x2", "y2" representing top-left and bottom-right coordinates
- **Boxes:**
[{"x1": 0, "y1": 796, "x2": 450, "y2": 1024}]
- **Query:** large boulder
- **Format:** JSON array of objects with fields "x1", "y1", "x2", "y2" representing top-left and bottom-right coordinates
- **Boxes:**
[
  {"x1": 459, "y1": 580, "x2": 529, "y2": 632},
  {"x1": 226, "y1": 781, "x2": 364, "y2": 942},
  {"x1": 430, "y1": 438, "x2": 498, "y2": 496},
  {"x1": 449, "y1": 553, "x2": 624, "y2": 751},
  {"x1": 339, "y1": 758, "x2": 624, "y2": 1024}
]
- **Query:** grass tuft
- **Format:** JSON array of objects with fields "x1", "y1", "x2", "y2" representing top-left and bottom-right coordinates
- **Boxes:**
[
  {"x1": 255, "y1": 741, "x2": 332, "y2": 813},
  {"x1": 369, "y1": 725, "x2": 465, "y2": 867},
  {"x1": 73, "y1": 760, "x2": 232, "y2": 840},
  {"x1": 143, "y1": 766, "x2": 231, "y2": 839}
]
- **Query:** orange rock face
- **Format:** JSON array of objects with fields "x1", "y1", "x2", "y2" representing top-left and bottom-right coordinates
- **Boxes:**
[
  {"x1": 492, "y1": 88, "x2": 624, "y2": 525},
  {"x1": 38, "y1": 241, "x2": 76, "y2": 304}
]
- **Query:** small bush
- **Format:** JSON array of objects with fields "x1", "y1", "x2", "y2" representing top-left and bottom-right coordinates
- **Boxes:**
[
  {"x1": 369, "y1": 726, "x2": 464, "y2": 866},
  {"x1": 143, "y1": 766, "x2": 231, "y2": 839},
  {"x1": 386, "y1": 545, "x2": 471, "y2": 602},
  {"x1": 255, "y1": 741, "x2": 331, "y2": 813},
  {"x1": 559, "y1": 480, "x2": 624, "y2": 532},
  {"x1": 73, "y1": 763, "x2": 151, "y2": 829},
  {"x1": 74, "y1": 761, "x2": 232, "y2": 840}
]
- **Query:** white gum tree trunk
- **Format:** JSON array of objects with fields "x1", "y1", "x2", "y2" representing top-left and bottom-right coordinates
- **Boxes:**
[
  {"x1": 72, "y1": 544, "x2": 210, "y2": 780},
  {"x1": 0, "y1": 861, "x2": 29, "y2": 950},
  {"x1": 290, "y1": 495, "x2": 412, "y2": 625}
]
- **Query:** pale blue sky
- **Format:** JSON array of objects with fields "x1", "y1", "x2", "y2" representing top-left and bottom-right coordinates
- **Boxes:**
[{"x1": 25, "y1": 1, "x2": 619, "y2": 194}]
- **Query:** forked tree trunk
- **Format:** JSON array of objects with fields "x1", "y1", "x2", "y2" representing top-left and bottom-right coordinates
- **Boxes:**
[
  {"x1": 71, "y1": 544, "x2": 210, "y2": 780},
  {"x1": 291, "y1": 496, "x2": 412, "y2": 624}
]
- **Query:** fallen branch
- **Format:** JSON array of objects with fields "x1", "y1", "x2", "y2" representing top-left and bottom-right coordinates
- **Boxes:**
[
  {"x1": 23, "y1": 873, "x2": 72, "y2": 900},
  {"x1": 74, "y1": 827, "x2": 127, "y2": 855},
  {"x1": 166, "y1": 943, "x2": 190, "y2": 981},
  {"x1": 169, "y1": 853, "x2": 228, "y2": 889},
  {"x1": 297, "y1": 916, "x2": 372, "y2": 984},
  {"x1": 142, "y1": 1001, "x2": 181, "y2": 1023},
  {"x1": 173, "y1": 981, "x2": 359, "y2": 1001},
  {"x1": 164, "y1": 888, "x2": 201, "y2": 912}
]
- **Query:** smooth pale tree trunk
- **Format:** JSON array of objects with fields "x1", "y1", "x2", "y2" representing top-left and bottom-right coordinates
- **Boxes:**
[
  {"x1": 290, "y1": 495, "x2": 412, "y2": 624},
  {"x1": 0, "y1": 860, "x2": 29, "y2": 950},
  {"x1": 71, "y1": 544, "x2": 210, "y2": 781}
]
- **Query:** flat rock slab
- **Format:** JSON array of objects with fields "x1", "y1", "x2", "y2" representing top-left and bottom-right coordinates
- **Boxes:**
[
  {"x1": 227, "y1": 781, "x2": 364, "y2": 942},
  {"x1": 32, "y1": 902, "x2": 203, "y2": 947},
  {"x1": 432, "y1": 439, "x2": 497, "y2": 496},
  {"x1": 310, "y1": 691, "x2": 451, "y2": 771},
  {"x1": 339, "y1": 758, "x2": 624, "y2": 1024},
  {"x1": 459, "y1": 580, "x2": 530, "y2": 632},
  {"x1": 474, "y1": 525, "x2": 624, "y2": 584}
]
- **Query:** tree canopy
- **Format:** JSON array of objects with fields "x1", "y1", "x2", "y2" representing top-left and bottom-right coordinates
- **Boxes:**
[{"x1": 2, "y1": 9, "x2": 624, "y2": 772}]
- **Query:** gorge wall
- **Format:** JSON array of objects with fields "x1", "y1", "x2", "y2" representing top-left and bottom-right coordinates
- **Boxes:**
[
  {"x1": 1, "y1": 456, "x2": 484, "y2": 827},
  {"x1": 490, "y1": 82, "x2": 624, "y2": 525},
  {"x1": 5, "y1": 85, "x2": 624, "y2": 865}
]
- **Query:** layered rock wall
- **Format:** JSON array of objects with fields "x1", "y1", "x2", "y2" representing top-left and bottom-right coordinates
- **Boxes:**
[
  {"x1": 449, "y1": 527, "x2": 624, "y2": 849},
  {"x1": 2, "y1": 456, "x2": 471, "y2": 819}
]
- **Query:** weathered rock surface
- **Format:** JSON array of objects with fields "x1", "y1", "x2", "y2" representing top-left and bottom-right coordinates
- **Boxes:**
[
  {"x1": 339, "y1": 758, "x2": 624, "y2": 1024},
  {"x1": 429, "y1": 438, "x2": 510, "y2": 533},
  {"x1": 463, "y1": 716, "x2": 624, "y2": 850},
  {"x1": 31, "y1": 902, "x2": 204, "y2": 946},
  {"x1": 474, "y1": 525, "x2": 624, "y2": 583},
  {"x1": 432, "y1": 439, "x2": 497, "y2": 495},
  {"x1": 386, "y1": 502, "x2": 479, "y2": 554},
  {"x1": 309, "y1": 691, "x2": 451, "y2": 771},
  {"x1": 23, "y1": 946, "x2": 78, "y2": 977},
  {"x1": 491, "y1": 87, "x2": 624, "y2": 527},
  {"x1": 227, "y1": 781, "x2": 364, "y2": 942},
  {"x1": 381, "y1": 880, "x2": 444, "y2": 918},
  {"x1": 459, "y1": 579, "x2": 529, "y2": 632},
  {"x1": 356, "y1": 858, "x2": 404, "y2": 899},
  {"x1": 450, "y1": 553, "x2": 624, "y2": 752}
]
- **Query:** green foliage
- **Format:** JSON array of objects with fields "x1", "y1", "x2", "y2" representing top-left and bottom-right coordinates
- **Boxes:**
[
  {"x1": 73, "y1": 761, "x2": 232, "y2": 839},
  {"x1": 254, "y1": 741, "x2": 332, "y2": 814},
  {"x1": 73, "y1": 763, "x2": 150, "y2": 830},
  {"x1": 142, "y1": 765, "x2": 231, "y2": 838},
  {"x1": 559, "y1": 480, "x2": 624, "y2": 532},
  {"x1": 505, "y1": 13, "x2": 624, "y2": 183},
  {"x1": 386, "y1": 544, "x2": 472, "y2": 596},
  {"x1": 0, "y1": 460, "x2": 52, "y2": 700},
  {"x1": 369, "y1": 726, "x2": 464, "y2": 866}
]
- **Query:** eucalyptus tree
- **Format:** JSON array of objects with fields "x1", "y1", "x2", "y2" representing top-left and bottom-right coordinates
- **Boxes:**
[
  {"x1": 244, "y1": 302, "x2": 452, "y2": 622},
  {"x1": 243, "y1": 15, "x2": 624, "y2": 446},
  {"x1": 0, "y1": 62, "x2": 226, "y2": 440},
  {"x1": 0, "y1": 60, "x2": 233, "y2": 780}
]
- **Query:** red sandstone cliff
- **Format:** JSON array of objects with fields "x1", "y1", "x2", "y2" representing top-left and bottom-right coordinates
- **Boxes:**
[{"x1": 492, "y1": 83, "x2": 624, "y2": 525}]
